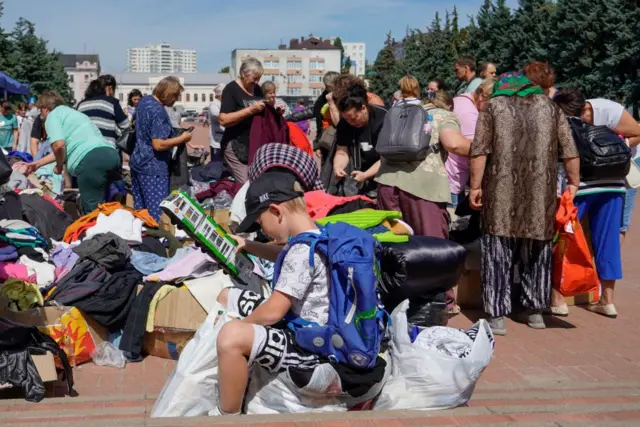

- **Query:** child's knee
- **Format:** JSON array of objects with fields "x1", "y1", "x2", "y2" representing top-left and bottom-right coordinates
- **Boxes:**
[
  {"x1": 217, "y1": 288, "x2": 229, "y2": 307},
  {"x1": 217, "y1": 320, "x2": 253, "y2": 355}
]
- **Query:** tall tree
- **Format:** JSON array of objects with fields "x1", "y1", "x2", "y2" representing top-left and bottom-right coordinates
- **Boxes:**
[
  {"x1": 369, "y1": 40, "x2": 398, "y2": 103},
  {"x1": 0, "y1": 1, "x2": 16, "y2": 76},
  {"x1": 9, "y1": 18, "x2": 73, "y2": 103},
  {"x1": 550, "y1": 0, "x2": 622, "y2": 99},
  {"x1": 615, "y1": 0, "x2": 640, "y2": 117},
  {"x1": 488, "y1": 0, "x2": 516, "y2": 72},
  {"x1": 333, "y1": 37, "x2": 346, "y2": 70},
  {"x1": 510, "y1": 0, "x2": 555, "y2": 69}
]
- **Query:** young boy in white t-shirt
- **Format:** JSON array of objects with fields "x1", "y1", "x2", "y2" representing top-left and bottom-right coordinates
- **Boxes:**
[{"x1": 214, "y1": 169, "x2": 330, "y2": 415}]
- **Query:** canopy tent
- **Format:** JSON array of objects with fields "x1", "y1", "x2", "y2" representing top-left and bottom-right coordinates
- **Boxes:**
[{"x1": 0, "y1": 71, "x2": 30, "y2": 98}]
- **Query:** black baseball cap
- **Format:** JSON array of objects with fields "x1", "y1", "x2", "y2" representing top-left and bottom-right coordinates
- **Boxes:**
[{"x1": 235, "y1": 170, "x2": 304, "y2": 234}]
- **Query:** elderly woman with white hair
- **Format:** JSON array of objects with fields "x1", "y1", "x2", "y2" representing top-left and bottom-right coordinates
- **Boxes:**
[
  {"x1": 219, "y1": 57, "x2": 265, "y2": 183},
  {"x1": 209, "y1": 83, "x2": 226, "y2": 161}
]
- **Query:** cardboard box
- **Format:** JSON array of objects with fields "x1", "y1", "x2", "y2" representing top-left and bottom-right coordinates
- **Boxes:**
[
  {"x1": 143, "y1": 329, "x2": 195, "y2": 360},
  {"x1": 153, "y1": 287, "x2": 207, "y2": 331},
  {"x1": 143, "y1": 287, "x2": 207, "y2": 360},
  {"x1": 0, "y1": 303, "x2": 109, "y2": 366},
  {"x1": 456, "y1": 269, "x2": 483, "y2": 309}
]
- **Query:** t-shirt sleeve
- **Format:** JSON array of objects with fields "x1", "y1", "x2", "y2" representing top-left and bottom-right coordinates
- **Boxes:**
[
  {"x1": 589, "y1": 98, "x2": 625, "y2": 129},
  {"x1": 31, "y1": 117, "x2": 43, "y2": 139},
  {"x1": 44, "y1": 112, "x2": 65, "y2": 143},
  {"x1": 274, "y1": 244, "x2": 315, "y2": 300},
  {"x1": 335, "y1": 119, "x2": 353, "y2": 147},
  {"x1": 220, "y1": 85, "x2": 237, "y2": 114},
  {"x1": 11, "y1": 116, "x2": 18, "y2": 130},
  {"x1": 470, "y1": 109, "x2": 494, "y2": 156},
  {"x1": 557, "y1": 109, "x2": 579, "y2": 159},
  {"x1": 113, "y1": 100, "x2": 129, "y2": 128},
  {"x1": 466, "y1": 78, "x2": 482, "y2": 94},
  {"x1": 453, "y1": 97, "x2": 479, "y2": 139},
  {"x1": 150, "y1": 110, "x2": 173, "y2": 140}
]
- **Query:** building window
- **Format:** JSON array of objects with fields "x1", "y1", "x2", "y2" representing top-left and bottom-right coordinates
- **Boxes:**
[
  {"x1": 186, "y1": 93, "x2": 191, "y2": 102},
  {"x1": 310, "y1": 88, "x2": 322, "y2": 97},
  {"x1": 263, "y1": 60, "x2": 279, "y2": 69},
  {"x1": 263, "y1": 75, "x2": 277, "y2": 82},
  {"x1": 359, "y1": 46, "x2": 363, "y2": 51},
  {"x1": 287, "y1": 61, "x2": 302, "y2": 70},
  {"x1": 286, "y1": 87, "x2": 302, "y2": 96},
  {"x1": 287, "y1": 74, "x2": 302, "y2": 84},
  {"x1": 194, "y1": 93, "x2": 198, "y2": 102},
  {"x1": 69, "y1": 75, "x2": 74, "y2": 83},
  {"x1": 179, "y1": 94, "x2": 182, "y2": 102},
  {"x1": 209, "y1": 93, "x2": 214, "y2": 102},
  {"x1": 201, "y1": 93, "x2": 206, "y2": 102},
  {"x1": 309, "y1": 75, "x2": 323, "y2": 83},
  {"x1": 84, "y1": 74, "x2": 89, "y2": 83},
  {"x1": 309, "y1": 61, "x2": 325, "y2": 70},
  {"x1": 119, "y1": 93, "x2": 124, "y2": 102}
]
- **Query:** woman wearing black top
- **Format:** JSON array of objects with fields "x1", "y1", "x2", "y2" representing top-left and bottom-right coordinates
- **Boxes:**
[{"x1": 219, "y1": 57, "x2": 265, "y2": 183}]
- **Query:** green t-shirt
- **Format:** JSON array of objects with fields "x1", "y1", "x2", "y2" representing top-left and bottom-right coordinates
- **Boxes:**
[
  {"x1": 0, "y1": 113, "x2": 18, "y2": 148},
  {"x1": 44, "y1": 105, "x2": 113, "y2": 175}
]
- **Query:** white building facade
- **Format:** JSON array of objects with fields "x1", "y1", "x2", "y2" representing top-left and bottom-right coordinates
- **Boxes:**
[
  {"x1": 58, "y1": 54, "x2": 100, "y2": 104},
  {"x1": 232, "y1": 45, "x2": 340, "y2": 106},
  {"x1": 127, "y1": 43, "x2": 197, "y2": 74},
  {"x1": 110, "y1": 72, "x2": 232, "y2": 112},
  {"x1": 343, "y1": 42, "x2": 366, "y2": 76}
]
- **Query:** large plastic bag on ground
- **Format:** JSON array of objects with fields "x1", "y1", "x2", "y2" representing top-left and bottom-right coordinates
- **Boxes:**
[
  {"x1": 151, "y1": 302, "x2": 234, "y2": 417},
  {"x1": 245, "y1": 353, "x2": 391, "y2": 414},
  {"x1": 374, "y1": 300, "x2": 494, "y2": 411}
]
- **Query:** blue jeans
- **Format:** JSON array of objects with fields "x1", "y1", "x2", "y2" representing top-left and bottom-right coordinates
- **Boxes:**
[{"x1": 621, "y1": 188, "x2": 637, "y2": 232}]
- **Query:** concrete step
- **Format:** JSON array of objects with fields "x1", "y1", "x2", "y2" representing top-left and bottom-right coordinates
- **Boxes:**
[{"x1": 3, "y1": 385, "x2": 640, "y2": 427}]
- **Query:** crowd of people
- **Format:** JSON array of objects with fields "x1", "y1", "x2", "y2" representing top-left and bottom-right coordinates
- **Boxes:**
[{"x1": 1, "y1": 53, "x2": 638, "y2": 373}]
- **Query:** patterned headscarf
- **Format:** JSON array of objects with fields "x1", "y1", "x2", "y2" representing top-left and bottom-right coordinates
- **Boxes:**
[
  {"x1": 491, "y1": 72, "x2": 544, "y2": 98},
  {"x1": 248, "y1": 143, "x2": 324, "y2": 191}
]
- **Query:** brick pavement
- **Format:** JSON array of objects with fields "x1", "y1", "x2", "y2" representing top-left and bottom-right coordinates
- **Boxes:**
[{"x1": 1, "y1": 126, "x2": 639, "y2": 425}]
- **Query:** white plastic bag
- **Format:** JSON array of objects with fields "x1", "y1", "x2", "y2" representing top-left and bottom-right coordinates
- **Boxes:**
[
  {"x1": 374, "y1": 300, "x2": 494, "y2": 411},
  {"x1": 151, "y1": 302, "x2": 233, "y2": 417},
  {"x1": 245, "y1": 354, "x2": 391, "y2": 414},
  {"x1": 91, "y1": 342, "x2": 126, "y2": 368}
]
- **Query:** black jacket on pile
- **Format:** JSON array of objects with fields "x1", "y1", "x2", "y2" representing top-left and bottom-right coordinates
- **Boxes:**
[
  {"x1": 20, "y1": 194, "x2": 73, "y2": 241},
  {"x1": 0, "y1": 317, "x2": 74, "y2": 402}
]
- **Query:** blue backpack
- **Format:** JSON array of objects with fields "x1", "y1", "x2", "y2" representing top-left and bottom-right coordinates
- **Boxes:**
[{"x1": 272, "y1": 222, "x2": 386, "y2": 369}]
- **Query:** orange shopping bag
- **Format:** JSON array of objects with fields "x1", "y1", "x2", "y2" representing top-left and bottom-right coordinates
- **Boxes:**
[{"x1": 552, "y1": 191, "x2": 599, "y2": 297}]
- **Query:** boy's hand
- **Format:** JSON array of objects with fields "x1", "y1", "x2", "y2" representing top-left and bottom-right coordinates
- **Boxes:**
[{"x1": 229, "y1": 234, "x2": 247, "y2": 252}]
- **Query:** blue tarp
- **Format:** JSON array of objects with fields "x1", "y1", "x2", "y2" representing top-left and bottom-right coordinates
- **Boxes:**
[{"x1": 0, "y1": 71, "x2": 30, "y2": 96}]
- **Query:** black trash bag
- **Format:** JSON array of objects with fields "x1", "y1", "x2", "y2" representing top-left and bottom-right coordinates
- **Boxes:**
[
  {"x1": 0, "y1": 150, "x2": 11, "y2": 186},
  {"x1": 406, "y1": 292, "x2": 448, "y2": 327},
  {"x1": 169, "y1": 127, "x2": 190, "y2": 191},
  {"x1": 379, "y1": 236, "x2": 467, "y2": 312}
]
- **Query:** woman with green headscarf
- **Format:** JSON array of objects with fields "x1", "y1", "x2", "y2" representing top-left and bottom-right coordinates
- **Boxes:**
[{"x1": 468, "y1": 72, "x2": 581, "y2": 336}]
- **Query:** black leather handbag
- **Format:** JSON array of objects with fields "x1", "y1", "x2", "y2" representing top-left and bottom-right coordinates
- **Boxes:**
[
  {"x1": 568, "y1": 117, "x2": 631, "y2": 181},
  {"x1": 115, "y1": 123, "x2": 136, "y2": 155}
]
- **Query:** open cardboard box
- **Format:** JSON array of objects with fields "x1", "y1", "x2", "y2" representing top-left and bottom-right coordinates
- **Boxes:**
[
  {"x1": 0, "y1": 298, "x2": 109, "y2": 368},
  {"x1": 143, "y1": 287, "x2": 207, "y2": 360}
]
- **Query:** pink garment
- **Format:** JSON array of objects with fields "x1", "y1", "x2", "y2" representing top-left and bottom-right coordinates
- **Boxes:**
[
  {"x1": 143, "y1": 248, "x2": 217, "y2": 283},
  {"x1": 448, "y1": 94, "x2": 478, "y2": 195},
  {"x1": 11, "y1": 162, "x2": 30, "y2": 175},
  {"x1": 0, "y1": 262, "x2": 36, "y2": 282}
]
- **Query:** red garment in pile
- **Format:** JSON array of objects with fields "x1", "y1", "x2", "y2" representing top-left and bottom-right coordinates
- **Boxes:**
[{"x1": 304, "y1": 190, "x2": 375, "y2": 220}]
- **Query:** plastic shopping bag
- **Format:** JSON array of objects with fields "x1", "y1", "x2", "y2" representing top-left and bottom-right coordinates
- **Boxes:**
[
  {"x1": 552, "y1": 191, "x2": 599, "y2": 297},
  {"x1": 374, "y1": 300, "x2": 494, "y2": 411},
  {"x1": 245, "y1": 355, "x2": 391, "y2": 414},
  {"x1": 150, "y1": 302, "x2": 234, "y2": 417}
]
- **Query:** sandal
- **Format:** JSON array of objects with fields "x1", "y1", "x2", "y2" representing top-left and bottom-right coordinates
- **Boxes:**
[{"x1": 544, "y1": 304, "x2": 569, "y2": 317}]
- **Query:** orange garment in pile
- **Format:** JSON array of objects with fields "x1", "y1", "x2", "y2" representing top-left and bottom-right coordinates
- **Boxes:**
[{"x1": 63, "y1": 202, "x2": 159, "y2": 243}]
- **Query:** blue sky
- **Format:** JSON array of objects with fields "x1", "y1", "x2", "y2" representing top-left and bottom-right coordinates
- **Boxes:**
[{"x1": 2, "y1": 0, "x2": 517, "y2": 73}]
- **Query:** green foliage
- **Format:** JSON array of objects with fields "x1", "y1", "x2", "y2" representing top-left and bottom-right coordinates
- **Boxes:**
[
  {"x1": 219, "y1": 66, "x2": 230, "y2": 73},
  {"x1": 369, "y1": 0, "x2": 639, "y2": 113},
  {"x1": 0, "y1": 12, "x2": 73, "y2": 104},
  {"x1": 333, "y1": 37, "x2": 346, "y2": 68}
]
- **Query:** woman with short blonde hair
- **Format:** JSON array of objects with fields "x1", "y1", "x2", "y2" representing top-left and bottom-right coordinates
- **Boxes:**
[
  {"x1": 399, "y1": 75, "x2": 420, "y2": 99},
  {"x1": 129, "y1": 76, "x2": 192, "y2": 220},
  {"x1": 219, "y1": 57, "x2": 266, "y2": 183}
]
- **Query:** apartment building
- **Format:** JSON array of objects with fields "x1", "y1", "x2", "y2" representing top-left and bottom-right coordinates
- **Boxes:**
[
  {"x1": 127, "y1": 43, "x2": 197, "y2": 73},
  {"x1": 58, "y1": 54, "x2": 101, "y2": 104},
  {"x1": 232, "y1": 36, "x2": 341, "y2": 106},
  {"x1": 342, "y1": 42, "x2": 366, "y2": 76},
  {"x1": 110, "y1": 72, "x2": 232, "y2": 112}
]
